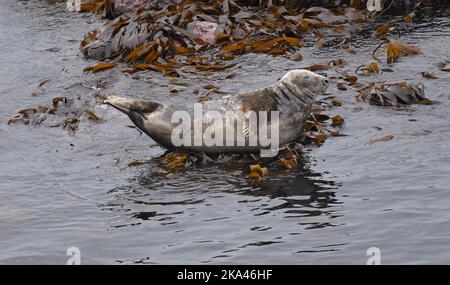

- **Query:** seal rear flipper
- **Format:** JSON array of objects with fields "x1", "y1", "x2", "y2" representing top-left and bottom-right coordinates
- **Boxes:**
[{"x1": 105, "y1": 95, "x2": 162, "y2": 116}]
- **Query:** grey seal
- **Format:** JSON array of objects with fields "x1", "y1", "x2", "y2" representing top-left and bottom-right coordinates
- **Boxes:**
[{"x1": 105, "y1": 69, "x2": 329, "y2": 156}]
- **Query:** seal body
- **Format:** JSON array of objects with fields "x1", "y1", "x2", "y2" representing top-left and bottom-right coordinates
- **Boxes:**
[{"x1": 105, "y1": 69, "x2": 328, "y2": 155}]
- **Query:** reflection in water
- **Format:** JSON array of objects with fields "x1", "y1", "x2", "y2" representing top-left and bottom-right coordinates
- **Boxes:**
[
  {"x1": 101, "y1": 158, "x2": 342, "y2": 259},
  {"x1": 244, "y1": 172, "x2": 341, "y2": 220}
]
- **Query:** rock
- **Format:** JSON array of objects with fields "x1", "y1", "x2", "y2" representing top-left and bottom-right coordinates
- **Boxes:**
[
  {"x1": 192, "y1": 21, "x2": 218, "y2": 45},
  {"x1": 289, "y1": 50, "x2": 303, "y2": 61},
  {"x1": 114, "y1": 0, "x2": 150, "y2": 15}
]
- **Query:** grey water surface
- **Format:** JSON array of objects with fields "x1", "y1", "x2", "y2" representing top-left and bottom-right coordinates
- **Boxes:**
[{"x1": 1, "y1": 0, "x2": 450, "y2": 264}]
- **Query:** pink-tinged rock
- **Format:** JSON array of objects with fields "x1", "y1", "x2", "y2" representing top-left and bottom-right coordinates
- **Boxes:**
[
  {"x1": 192, "y1": 21, "x2": 218, "y2": 45},
  {"x1": 115, "y1": 0, "x2": 150, "y2": 15}
]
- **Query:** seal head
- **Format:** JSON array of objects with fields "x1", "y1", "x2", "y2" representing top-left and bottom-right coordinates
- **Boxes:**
[{"x1": 279, "y1": 69, "x2": 329, "y2": 101}]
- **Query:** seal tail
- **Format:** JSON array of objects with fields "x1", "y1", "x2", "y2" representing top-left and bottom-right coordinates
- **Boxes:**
[{"x1": 104, "y1": 95, "x2": 161, "y2": 116}]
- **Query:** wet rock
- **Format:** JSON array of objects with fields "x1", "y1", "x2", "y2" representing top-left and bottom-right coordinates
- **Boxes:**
[
  {"x1": 289, "y1": 50, "x2": 303, "y2": 61},
  {"x1": 114, "y1": 0, "x2": 150, "y2": 15},
  {"x1": 192, "y1": 21, "x2": 218, "y2": 45}
]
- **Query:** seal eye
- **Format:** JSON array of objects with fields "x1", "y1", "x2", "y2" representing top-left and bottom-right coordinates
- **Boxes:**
[{"x1": 303, "y1": 76, "x2": 310, "y2": 80}]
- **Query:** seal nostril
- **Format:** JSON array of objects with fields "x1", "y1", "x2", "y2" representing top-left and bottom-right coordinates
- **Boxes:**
[{"x1": 324, "y1": 79, "x2": 329, "y2": 85}]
